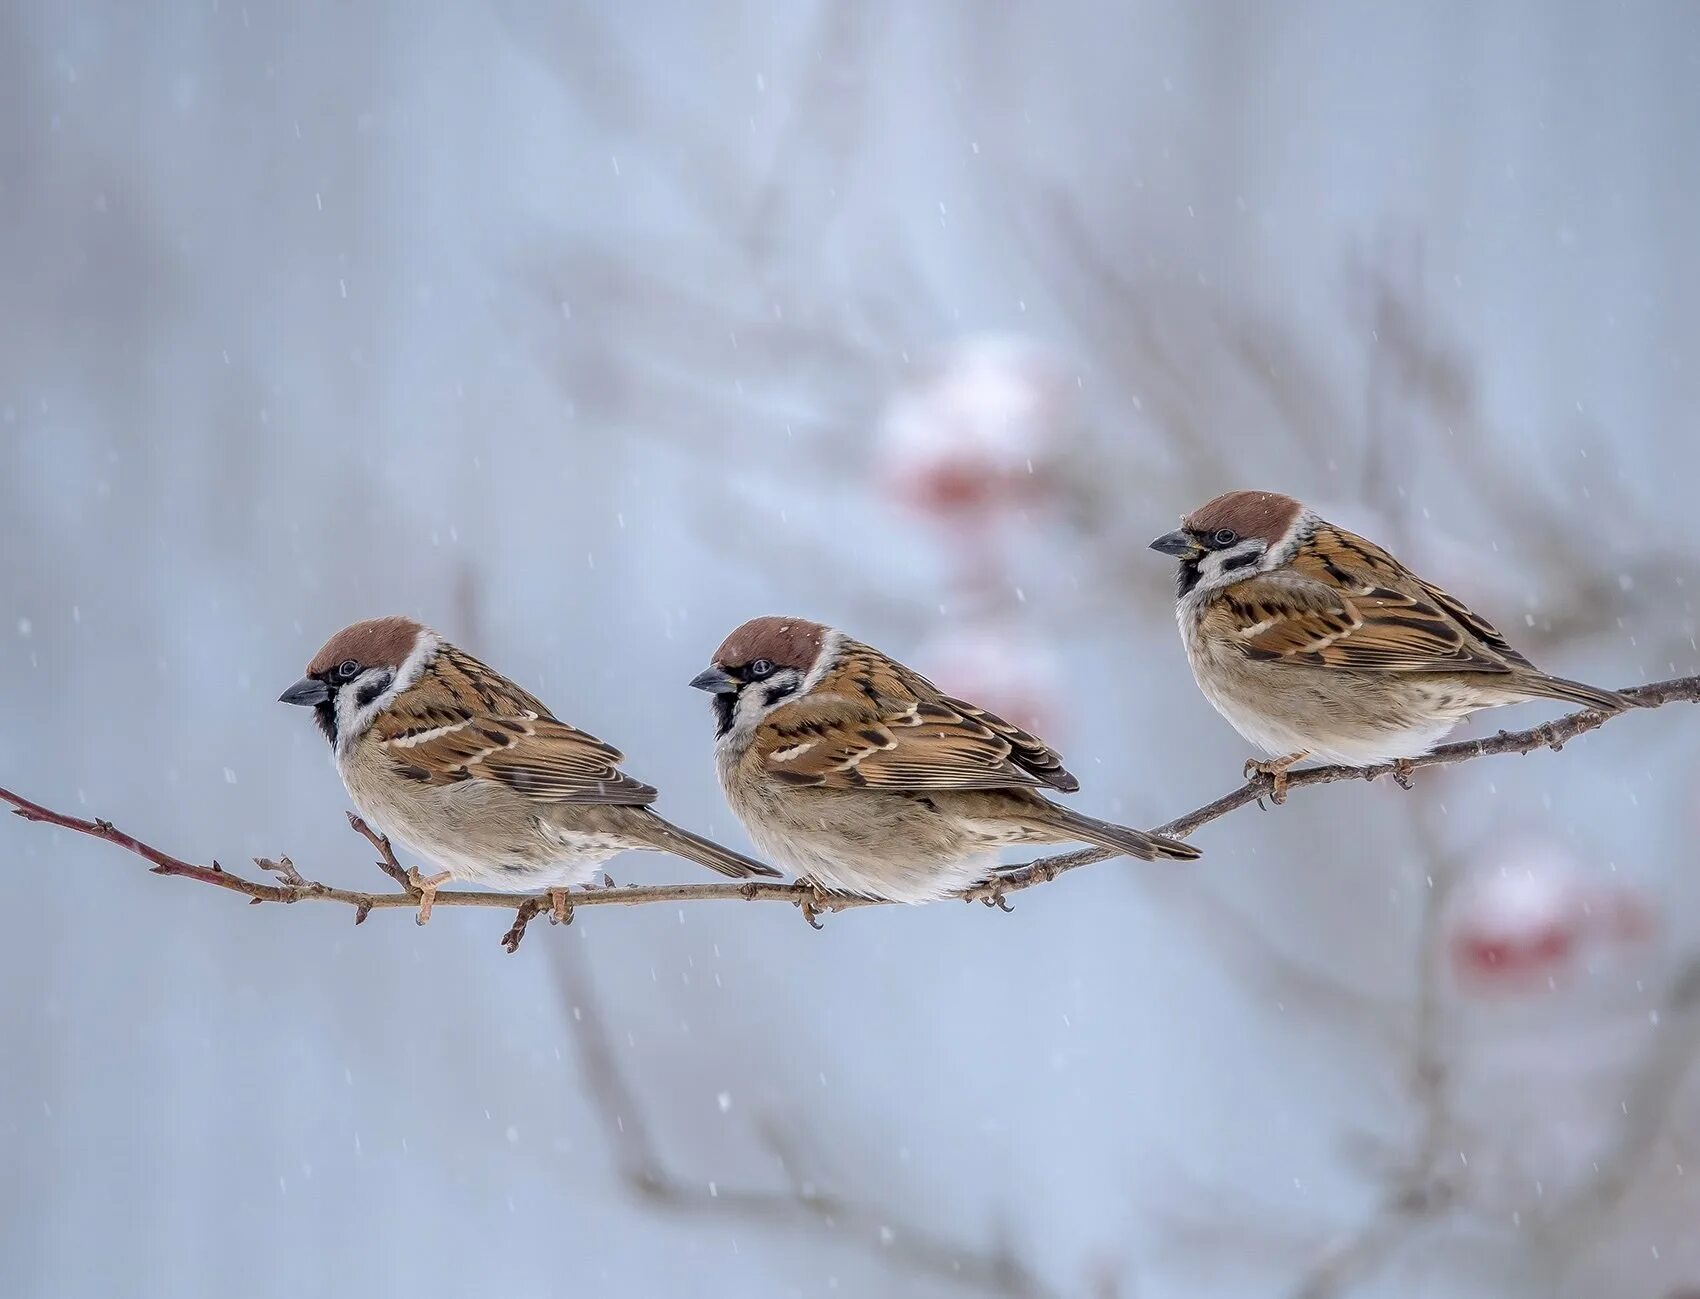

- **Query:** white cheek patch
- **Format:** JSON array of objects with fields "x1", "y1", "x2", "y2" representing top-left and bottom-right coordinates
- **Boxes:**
[
  {"x1": 1261, "y1": 510, "x2": 1317, "y2": 571},
  {"x1": 1192, "y1": 540, "x2": 1268, "y2": 595},
  {"x1": 724, "y1": 668, "x2": 807, "y2": 742},
  {"x1": 801, "y1": 631, "x2": 845, "y2": 695},
  {"x1": 334, "y1": 631, "x2": 442, "y2": 756},
  {"x1": 334, "y1": 669, "x2": 393, "y2": 754}
]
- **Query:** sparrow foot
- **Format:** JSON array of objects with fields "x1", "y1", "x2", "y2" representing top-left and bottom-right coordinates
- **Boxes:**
[
  {"x1": 406, "y1": 867, "x2": 451, "y2": 925},
  {"x1": 549, "y1": 888, "x2": 574, "y2": 925},
  {"x1": 1245, "y1": 752, "x2": 1308, "y2": 806},
  {"x1": 1391, "y1": 758, "x2": 1416, "y2": 790},
  {"x1": 796, "y1": 879, "x2": 829, "y2": 930}
]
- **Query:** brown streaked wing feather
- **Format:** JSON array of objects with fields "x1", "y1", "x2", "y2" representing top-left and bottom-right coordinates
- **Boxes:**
[
  {"x1": 756, "y1": 694, "x2": 1044, "y2": 791},
  {"x1": 371, "y1": 651, "x2": 657, "y2": 806},
  {"x1": 435, "y1": 645, "x2": 553, "y2": 717},
  {"x1": 938, "y1": 694, "x2": 1078, "y2": 791},
  {"x1": 1415, "y1": 576, "x2": 1536, "y2": 670},
  {"x1": 1220, "y1": 525, "x2": 1516, "y2": 676},
  {"x1": 755, "y1": 644, "x2": 1075, "y2": 792}
]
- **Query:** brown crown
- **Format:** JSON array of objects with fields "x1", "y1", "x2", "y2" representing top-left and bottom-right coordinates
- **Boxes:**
[
  {"x1": 306, "y1": 616, "x2": 427, "y2": 676},
  {"x1": 1183, "y1": 490, "x2": 1304, "y2": 544},
  {"x1": 712, "y1": 616, "x2": 830, "y2": 671}
]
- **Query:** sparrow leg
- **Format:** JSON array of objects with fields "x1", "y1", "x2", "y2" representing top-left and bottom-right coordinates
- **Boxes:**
[
  {"x1": 549, "y1": 888, "x2": 574, "y2": 924},
  {"x1": 406, "y1": 867, "x2": 451, "y2": 925},
  {"x1": 1244, "y1": 752, "x2": 1308, "y2": 805},
  {"x1": 1391, "y1": 758, "x2": 1417, "y2": 790},
  {"x1": 797, "y1": 878, "x2": 829, "y2": 930}
]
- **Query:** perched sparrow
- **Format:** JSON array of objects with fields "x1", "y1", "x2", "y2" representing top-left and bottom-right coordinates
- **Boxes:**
[
  {"x1": 281, "y1": 617, "x2": 779, "y2": 922},
  {"x1": 690, "y1": 617, "x2": 1198, "y2": 904},
  {"x1": 1151, "y1": 491, "x2": 1632, "y2": 797}
]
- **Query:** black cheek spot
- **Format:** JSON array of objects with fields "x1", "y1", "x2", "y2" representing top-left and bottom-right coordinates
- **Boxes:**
[
  {"x1": 355, "y1": 673, "x2": 393, "y2": 709},
  {"x1": 762, "y1": 682, "x2": 798, "y2": 709},
  {"x1": 1221, "y1": 551, "x2": 1259, "y2": 573}
]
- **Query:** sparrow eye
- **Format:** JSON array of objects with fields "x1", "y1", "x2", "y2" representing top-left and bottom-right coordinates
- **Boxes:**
[
  {"x1": 748, "y1": 658, "x2": 776, "y2": 680},
  {"x1": 1212, "y1": 528, "x2": 1239, "y2": 548},
  {"x1": 337, "y1": 659, "x2": 361, "y2": 681}
]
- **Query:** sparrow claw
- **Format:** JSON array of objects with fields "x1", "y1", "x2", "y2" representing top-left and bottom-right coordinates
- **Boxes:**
[
  {"x1": 1244, "y1": 753, "x2": 1305, "y2": 806},
  {"x1": 796, "y1": 880, "x2": 829, "y2": 930},
  {"x1": 549, "y1": 889, "x2": 574, "y2": 925},
  {"x1": 1391, "y1": 758, "x2": 1416, "y2": 790},
  {"x1": 406, "y1": 866, "x2": 451, "y2": 925},
  {"x1": 982, "y1": 890, "x2": 1015, "y2": 913}
]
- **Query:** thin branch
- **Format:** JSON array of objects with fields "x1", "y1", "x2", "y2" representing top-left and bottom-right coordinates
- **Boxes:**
[{"x1": 4, "y1": 674, "x2": 1696, "y2": 948}]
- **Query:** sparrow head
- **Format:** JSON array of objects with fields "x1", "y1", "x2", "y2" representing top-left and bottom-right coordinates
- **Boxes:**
[
  {"x1": 281, "y1": 615, "x2": 441, "y2": 750},
  {"x1": 691, "y1": 616, "x2": 834, "y2": 740},
  {"x1": 1150, "y1": 490, "x2": 1312, "y2": 599}
]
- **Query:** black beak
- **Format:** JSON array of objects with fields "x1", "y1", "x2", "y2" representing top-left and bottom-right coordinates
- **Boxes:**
[
  {"x1": 1149, "y1": 530, "x2": 1200, "y2": 558},
  {"x1": 688, "y1": 666, "x2": 738, "y2": 695},
  {"x1": 279, "y1": 676, "x2": 332, "y2": 707}
]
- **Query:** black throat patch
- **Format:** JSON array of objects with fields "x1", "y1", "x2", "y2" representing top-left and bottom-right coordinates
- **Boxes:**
[{"x1": 1176, "y1": 557, "x2": 1203, "y2": 598}]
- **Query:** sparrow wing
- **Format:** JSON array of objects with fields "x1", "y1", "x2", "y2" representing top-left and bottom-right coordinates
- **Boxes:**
[
  {"x1": 1215, "y1": 525, "x2": 1524, "y2": 676},
  {"x1": 1412, "y1": 575, "x2": 1537, "y2": 671},
  {"x1": 370, "y1": 647, "x2": 658, "y2": 806},
  {"x1": 753, "y1": 644, "x2": 1078, "y2": 793}
]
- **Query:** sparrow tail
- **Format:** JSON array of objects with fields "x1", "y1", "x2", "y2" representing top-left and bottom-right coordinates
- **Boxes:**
[
  {"x1": 649, "y1": 818, "x2": 783, "y2": 879},
  {"x1": 1040, "y1": 805, "x2": 1200, "y2": 862},
  {"x1": 1519, "y1": 673, "x2": 1635, "y2": 714}
]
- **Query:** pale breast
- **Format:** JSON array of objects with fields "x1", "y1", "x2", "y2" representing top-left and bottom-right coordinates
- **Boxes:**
[
  {"x1": 1180, "y1": 604, "x2": 1499, "y2": 765},
  {"x1": 335, "y1": 739, "x2": 608, "y2": 888}
]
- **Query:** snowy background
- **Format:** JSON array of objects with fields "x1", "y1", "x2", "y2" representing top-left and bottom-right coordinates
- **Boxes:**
[{"x1": 3, "y1": 3, "x2": 1699, "y2": 1297}]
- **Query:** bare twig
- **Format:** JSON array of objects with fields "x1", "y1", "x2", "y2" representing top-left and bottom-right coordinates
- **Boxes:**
[
  {"x1": 345, "y1": 812, "x2": 413, "y2": 890},
  {"x1": 3, "y1": 674, "x2": 1695, "y2": 948}
]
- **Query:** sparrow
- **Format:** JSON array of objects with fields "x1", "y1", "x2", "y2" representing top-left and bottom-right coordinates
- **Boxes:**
[
  {"x1": 689, "y1": 617, "x2": 1199, "y2": 905},
  {"x1": 1150, "y1": 491, "x2": 1633, "y2": 798},
  {"x1": 281, "y1": 616, "x2": 779, "y2": 923}
]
